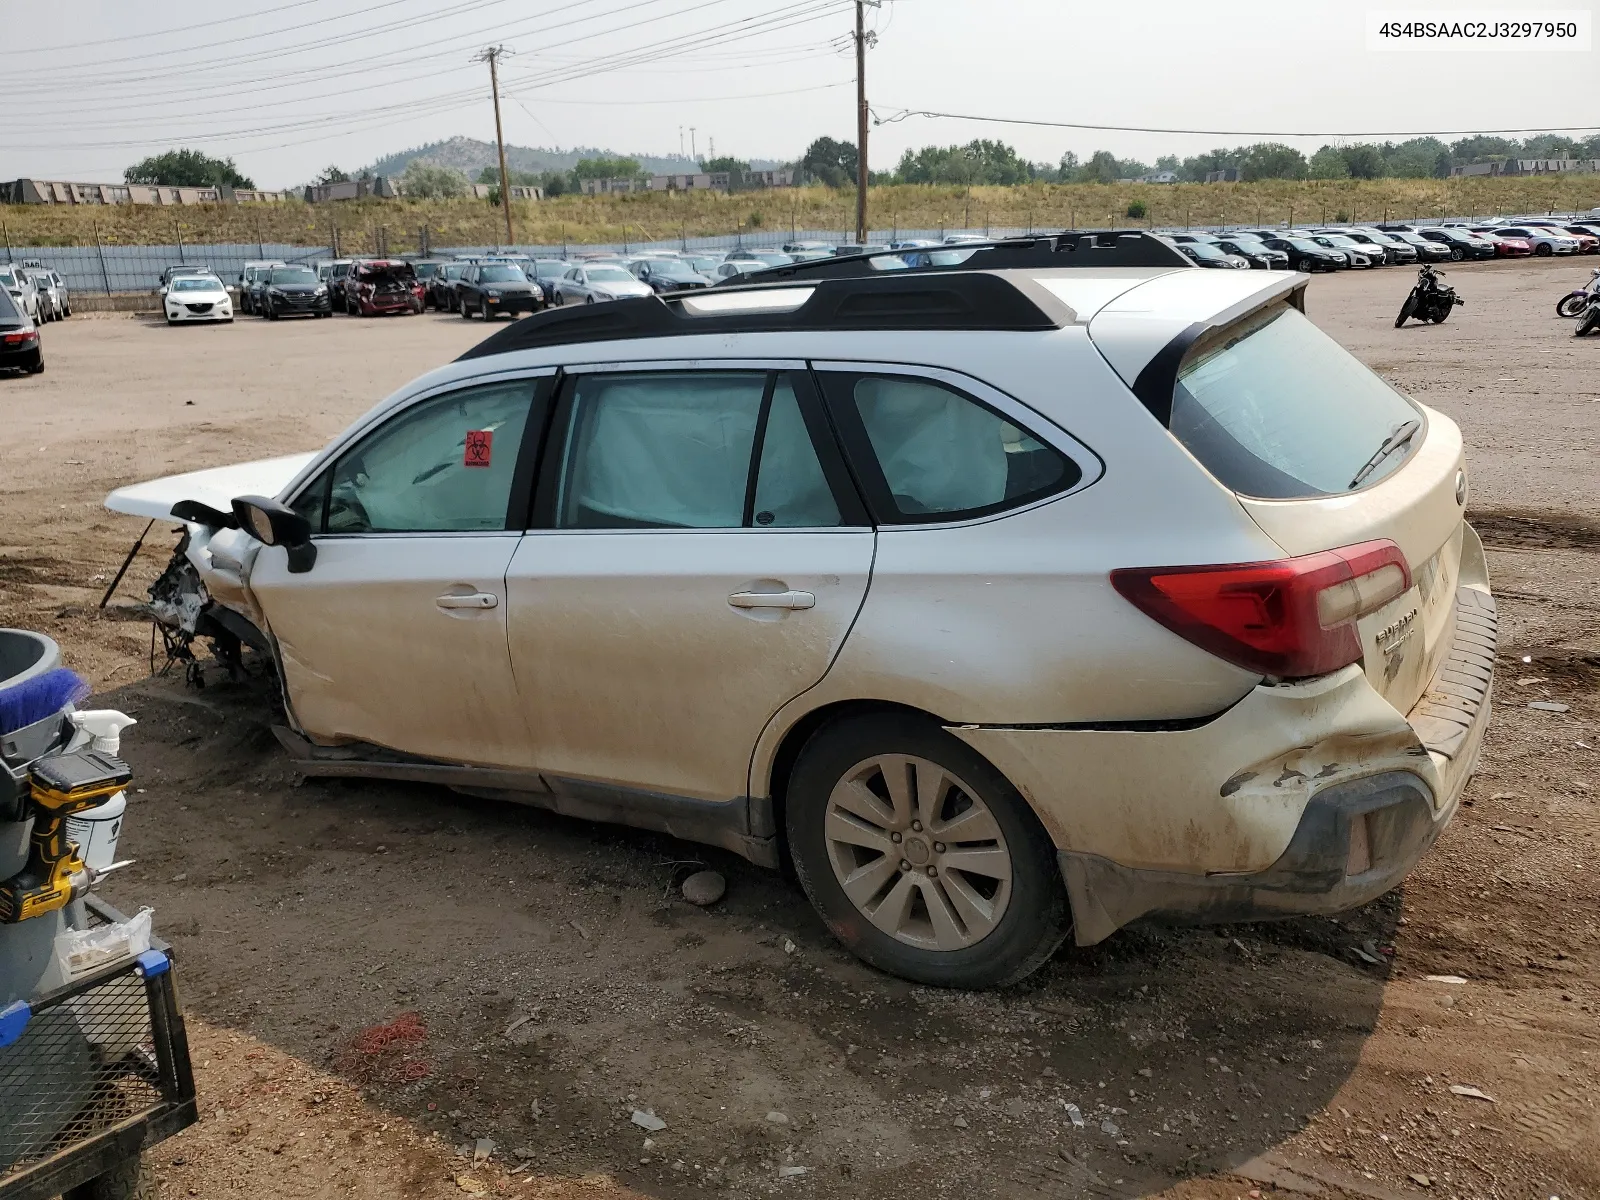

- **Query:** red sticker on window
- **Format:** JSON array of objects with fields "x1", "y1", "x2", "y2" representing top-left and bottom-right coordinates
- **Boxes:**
[{"x1": 464, "y1": 429, "x2": 493, "y2": 468}]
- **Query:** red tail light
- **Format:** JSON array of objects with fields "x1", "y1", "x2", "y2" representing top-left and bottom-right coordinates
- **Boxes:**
[
  {"x1": 1111, "y1": 540, "x2": 1411, "y2": 679},
  {"x1": 1, "y1": 330, "x2": 38, "y2": 345}
]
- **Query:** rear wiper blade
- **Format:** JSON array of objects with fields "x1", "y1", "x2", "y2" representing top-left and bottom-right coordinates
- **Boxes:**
[{"x1": 1349, "y1": 418, "x2": 1422, "y2": 489}]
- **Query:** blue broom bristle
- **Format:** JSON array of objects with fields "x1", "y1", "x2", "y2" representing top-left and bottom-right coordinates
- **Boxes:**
[{"x1": 0, "y1": 668, "x2": 90, "y2": 737}]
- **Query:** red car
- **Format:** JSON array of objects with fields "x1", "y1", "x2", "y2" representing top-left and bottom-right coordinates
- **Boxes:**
[
  {"x1": 1469, "y1": 228, "x2": 1534, "y2": 257},
  {"x1": 341, "y1": 260, "x2": 424, "y2": 316},
  {"x1": 1562, "y1": 225, "x2": 1600, "y2": 254}
]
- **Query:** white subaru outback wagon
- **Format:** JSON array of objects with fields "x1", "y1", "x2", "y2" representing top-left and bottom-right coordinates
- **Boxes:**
[{"x1": 108, "y1": 234, "x2": 1494, "y2": 989}]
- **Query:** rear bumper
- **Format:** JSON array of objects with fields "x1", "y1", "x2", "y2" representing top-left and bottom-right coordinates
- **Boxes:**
[
  {"x1": 952, "y1": 582, "x2": 1495, "y2": 945},
  {"x1": 0, "y1": 344, "x2": 41, "y2": 370}
]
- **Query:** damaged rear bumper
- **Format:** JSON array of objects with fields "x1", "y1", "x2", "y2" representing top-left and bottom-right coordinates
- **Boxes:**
[
  {"x1": 1058, "y1": 769, "x2": 1446, "y2": 942},
  {"x1": 952, "y1": 585, "x2": 1495, "y2": 945}
]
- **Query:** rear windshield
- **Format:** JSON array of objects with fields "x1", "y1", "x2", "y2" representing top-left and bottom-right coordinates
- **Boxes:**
[{"x1": 1169, "y1": 303, "x2": 1422, "y2": 498}]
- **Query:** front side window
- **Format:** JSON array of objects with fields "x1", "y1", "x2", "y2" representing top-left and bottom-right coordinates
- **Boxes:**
[
  {"x1": 553, "y1": 371, "x2": 843, "y2": 530},
  {"x1": 1169, "y1": 303, "x2": 1422, "y2": 498},
  {"x1": 324, "y1": 381, "x2": 536, "y2": 533},
  {"x1": 823, "y1": 373, "x2": 1079, "y2": 523}
]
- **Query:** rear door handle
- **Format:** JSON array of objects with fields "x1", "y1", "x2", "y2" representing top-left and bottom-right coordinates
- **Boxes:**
[
  {"x1": 728, "y1": 589, "x2": 815, "y2": 610},
  {"x1": 436, "y1": 592, "x2": 498, "y2": 610}
]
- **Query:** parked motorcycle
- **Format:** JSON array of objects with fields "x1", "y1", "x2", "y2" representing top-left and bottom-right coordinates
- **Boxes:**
[
  {"x1": 1556, "y1": 267, "x2": 1600, "y2": 318},
  {"x1": 1575, "y1": 291, "x2": 1600, "y2": 337},
  {"x1": 1395, "y1": 265, "x2": 1462, "y2": 327}
]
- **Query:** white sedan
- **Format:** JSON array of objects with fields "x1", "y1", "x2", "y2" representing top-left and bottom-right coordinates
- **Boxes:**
[
  {"x1": 549, "y1": 264, "x2": 653, "y2": 305},
  {"x1": 163, "y1": 276, "x2": 234, "y2": 325}
]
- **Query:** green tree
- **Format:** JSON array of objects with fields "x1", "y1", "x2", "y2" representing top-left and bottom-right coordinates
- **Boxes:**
[
  {"x1": 401, "y1": 160, "x2": 470, "y2": 199},
  {"x1": 1178, "y1": 148, "x2": 1237, "y2": 182},
  {"x1": 1307, "y1": 146, "x2": 1351, "y2": 179},
  {"x1": 1341, "y1": 143, "x2": 1387, "y2": 179},
  {"x1": 1075, "y1": 150, "x2": 1121, "y2": 184},
  {"x1": 1058, "y1": 151, "x2": 1080, "y2": 179},
  {"x1": 1154, "y1": 154, "x2": 1179, "y2": 172},
  {"x1": 316, "y1": 165, "x2": 350, "y2": 185},
  {"x1": 800, "y1": 137, "x2": 858, "y2": 187},
  {"x1": 1238, "y1": 142, "x2": 1307, "y2": 181},
  {"x1": 1377, "y1": 137, "x2": 1448, "y2": 178},
  {"x1": 700, "y1": 156, "x2": 751, "y2": 176},
  {"x1": 895, "y1": 140, "x2": 1032, "y2": 186},
  {"x1": 572, "y1": 156, "x2": 644, "y2": 181},
  {"x1": 125, "y1": 148, "x2": 254, "y2": 188}
]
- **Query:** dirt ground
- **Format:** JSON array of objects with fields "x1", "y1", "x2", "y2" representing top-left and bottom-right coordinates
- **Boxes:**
[{"x1": 0, "y1": 258, "x2": 1595, "y2": 1200}]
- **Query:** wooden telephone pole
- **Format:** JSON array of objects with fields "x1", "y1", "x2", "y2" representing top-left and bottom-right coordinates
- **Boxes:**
[
  {"x1": 477, "y1": 45, "x2": 515, "y2": 247},
  {"x1": 854, "y1": 1, "x2": 869, "y2": 243}
]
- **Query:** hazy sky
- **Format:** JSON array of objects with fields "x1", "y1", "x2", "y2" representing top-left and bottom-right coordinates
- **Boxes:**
[{"x1": 7, "y1": 0, "x2": 1594, "y2": 188}]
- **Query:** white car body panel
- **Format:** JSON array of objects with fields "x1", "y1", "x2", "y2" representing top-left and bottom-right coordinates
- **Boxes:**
[{"x1": 104, "y1": 453, "x2": 317, "y2": 520}]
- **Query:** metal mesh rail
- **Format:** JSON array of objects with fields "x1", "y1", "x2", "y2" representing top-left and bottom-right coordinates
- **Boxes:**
[{"x1": 0, "y1": 912, "x2": 195, "y2": 1200}]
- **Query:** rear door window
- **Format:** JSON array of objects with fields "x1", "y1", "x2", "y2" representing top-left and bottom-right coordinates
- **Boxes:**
[
  {"x1": 548, "y1": 370, "x2": 855, "y2": 530},
  {"x1": 1168, "y1": 303, "x2": 1422, "y2": 498},
  {"x1": 818, "y1": 372, "x2": 1080, "y2": 523}
]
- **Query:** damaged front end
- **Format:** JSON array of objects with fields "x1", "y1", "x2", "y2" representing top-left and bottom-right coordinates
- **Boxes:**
[{"x1": 145, "y1": 527, "x2": 271, "y2": 686}]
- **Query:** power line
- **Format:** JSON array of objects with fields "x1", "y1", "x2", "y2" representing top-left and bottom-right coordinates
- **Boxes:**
[
  {"x1": 16, "y1": 0, "x2": 327, "y2": 54},
  {"x1": 873, "y1": 106, "x2": 1600, "y2": 139}
]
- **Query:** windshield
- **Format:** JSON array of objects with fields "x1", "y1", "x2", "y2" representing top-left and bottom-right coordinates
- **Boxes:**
[
  {"x1": 533, "y1": 261, "x2": 567, "y2": 279},
  {"x1": 1282, "y1": 238, "x2": 1323, "y2": 252},
  {"x1": 1169, "y1": 303, "x2": 1422, "y2": 498},
  {"x1": 1186, "y1": 243, "x2": 1227, "y2": 258},
  {"x1": 478, "y1": 266, "x2": 525, "y2": 282},
  {"x1": 651, "y1": 262, "x2": 701, "y2": 279},
  {"x1": 0, "y1": 290, "x2": 17, "y2": 320},
  {"x1": 1395, "y1": 232, "x2": 1430, "y2": 245},
  {"x1": 442, "y1": 264, "x2": 467, "y2": 279},
  {"x1": 684, "y1": 257, "x2": 719, "y2": 272},
  {"x1": 172, "y1": 277, "x2": 222, "y2": 292},
  {"x1": 586, "y1": 267, "x2": 634, "y2": 282},
  {"x1": 1318, "y1": 235, "x2": 1360, "y2": 248},
  {"x1": 269, "y1": 267, "x2": 317, "y2": 285},
  {"x1": 0, "y1": 272, "x2": 15, "y2": 288}
]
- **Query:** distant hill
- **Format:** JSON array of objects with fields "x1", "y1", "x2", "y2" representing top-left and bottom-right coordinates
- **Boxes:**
[{"x1": 357, "y1": 136, "x2": 779, "y2": 180}]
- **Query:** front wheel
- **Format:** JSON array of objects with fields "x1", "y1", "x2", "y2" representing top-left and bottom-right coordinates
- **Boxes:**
[
  {"x1": 1577, "y1": 307, "x2": 1600, "y2": 336},
  {"x1": 1557, "y1": 292, "x2": 1589, "y2": 318},
  {"x1": 1536, "y1": 243, "x2": 1554, "y2": 257},
  {"x1": 1395, "y1": 292, "x2": 1419, "y2": 327},
  {"x1": 785, "y1": 714, "x2": 1070, "y2": 989}
]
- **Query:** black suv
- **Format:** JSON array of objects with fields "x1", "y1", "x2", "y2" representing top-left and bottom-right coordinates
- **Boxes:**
[
  {"x1": 456, "y1": 263, "x2": 546, "y2": 320},
  {"x1": 628, "y1": 258, "x2": 714, "y2": 293},
  {"x1": 258, "y1": 264, "x2": 333, "y2": 319}
]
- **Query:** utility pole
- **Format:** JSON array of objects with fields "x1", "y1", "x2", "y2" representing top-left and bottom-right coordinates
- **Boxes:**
[
  {"x1": 476, "y1": 45, "x2": 515, "y2": 247},
  {"x1": 690, "y1": 127, "x2": 697, "y2": 162},
  {"x1": 854, "y1": 0, "x2": 869, "y2": 243}
]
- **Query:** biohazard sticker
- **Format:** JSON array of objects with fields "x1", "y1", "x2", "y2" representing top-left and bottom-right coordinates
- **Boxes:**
[{"x1": 464, "y1": 429, "x2": 493, "y2": 468}]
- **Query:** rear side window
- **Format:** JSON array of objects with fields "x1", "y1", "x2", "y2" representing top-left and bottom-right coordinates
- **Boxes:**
[
  {"x1": 1169, "y1": 303, "x2": 1422, "y2": 498},
  {"x1": 821, "y1": 373, "x2": 1080, "y2": 523}
]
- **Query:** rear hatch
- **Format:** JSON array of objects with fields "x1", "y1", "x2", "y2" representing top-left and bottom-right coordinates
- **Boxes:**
[{"x1": 1153, "y1": 299, "x2": 1469, "y2": 720}]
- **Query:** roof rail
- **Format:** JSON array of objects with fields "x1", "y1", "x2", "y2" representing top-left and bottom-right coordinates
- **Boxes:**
[
  {"x1": 457, "y1": 270, "x2": 1068, "y2": 362},
  {"x1": 743, "y1": 230, "x2": 1188, "y2": 284}
]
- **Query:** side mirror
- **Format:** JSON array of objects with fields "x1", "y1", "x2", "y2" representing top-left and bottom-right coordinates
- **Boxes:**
[{"x1": 231, "y1": 495, "x2": 317, "y2": 574}]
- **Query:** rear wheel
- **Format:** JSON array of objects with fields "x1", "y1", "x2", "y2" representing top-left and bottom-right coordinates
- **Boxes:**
[
  {"x1": 460, "y1": 298, "x2": 473, "y2": 319},
  {"x1": 28, "y1": 354, "x2": 43, "y2": 374},
  {"x1": 785, "y1": 714, "x2": 1069, "y2": 988}
]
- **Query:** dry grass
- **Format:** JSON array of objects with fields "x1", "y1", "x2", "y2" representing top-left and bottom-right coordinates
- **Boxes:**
[{"x1": 5, "y1": 177, "x2": 1599, "y2": 251}]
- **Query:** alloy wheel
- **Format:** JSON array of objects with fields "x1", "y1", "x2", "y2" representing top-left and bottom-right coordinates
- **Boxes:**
[{"x1": 824, "y1": 753, "x2": 1013, "y2": 952}]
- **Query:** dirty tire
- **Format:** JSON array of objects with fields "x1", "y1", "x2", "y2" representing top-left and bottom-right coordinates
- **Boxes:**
[
  {"x1": 786, "y1": 714, "x2": 1069, "y2": 989},
  {"x1": 63, "y1": 1154, "x2": 158, "y2": 1200},
  {"x1": 1557, "y1": 293, "x2": 1588, "y2": 318},
  {"x1": 1577, "y1": 308, "x2": 1600, "y2": 337},
  {"x1": 1395, "y1": 293, "x2": 1418, "y2": 328}
]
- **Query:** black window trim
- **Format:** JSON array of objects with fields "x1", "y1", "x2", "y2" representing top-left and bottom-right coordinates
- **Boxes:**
[
  {"x1": 811, "y1": 363, "x2": 1093, "y2": 528},
  {"x1": 529, "y1": 363, "x2": 870, "y2": 532}
]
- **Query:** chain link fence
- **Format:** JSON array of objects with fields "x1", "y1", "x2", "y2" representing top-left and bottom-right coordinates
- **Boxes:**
[{"x1": 9, "y1": 218, "x2": 1500, "y2": 297}]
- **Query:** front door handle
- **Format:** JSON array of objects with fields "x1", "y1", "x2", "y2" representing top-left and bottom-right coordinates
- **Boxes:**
[
  {"x1": 437, "y1": 592, "x2": 498, "y2": 610},
  {"x1": 728, "y1": 589, "x2": 815, "y2": 610}
]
